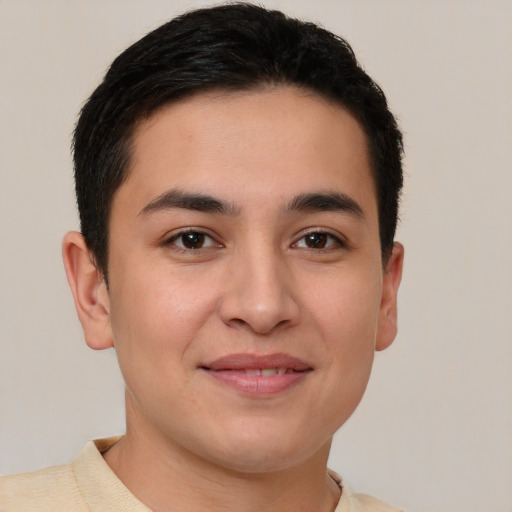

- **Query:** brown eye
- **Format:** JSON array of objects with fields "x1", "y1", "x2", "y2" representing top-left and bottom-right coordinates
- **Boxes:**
[
  {"x1": 181, "y1": 232, "x2": 205, "y2": 249},
  {"x1": 304, "y1": 233, "x2": 328, "y2": 248},
  {"x1": 169, "y1": 231, "x2": 217, "y2": 250},
  {"x1": 295, "y1": 231, "x2": 342, "y2": 250}
]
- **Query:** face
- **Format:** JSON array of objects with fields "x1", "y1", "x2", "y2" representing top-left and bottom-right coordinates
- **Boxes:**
[{"x1": 86, "y1": 87, "x2": 402, "y2": 473}]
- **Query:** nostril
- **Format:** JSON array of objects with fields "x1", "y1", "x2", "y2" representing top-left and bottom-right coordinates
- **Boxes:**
[{"x1": 230, "y1": 318, "x2": 248, "y2": 327}]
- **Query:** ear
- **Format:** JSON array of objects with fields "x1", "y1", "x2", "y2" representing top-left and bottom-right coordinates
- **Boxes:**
[
  {"x1": 62, "y1": 231, "x2": 113, "y2": 350},
  {"x1": 375, "y1": 242, "x2": 404, "y2": 352}
]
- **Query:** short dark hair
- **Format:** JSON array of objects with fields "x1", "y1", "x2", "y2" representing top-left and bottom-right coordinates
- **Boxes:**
[{"x1": 73, "y1": 2, "x2": 403, "y2": 278}]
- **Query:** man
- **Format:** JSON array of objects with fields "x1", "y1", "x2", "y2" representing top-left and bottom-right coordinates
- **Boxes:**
[{"x1": 0, "y1": 4, "x2": 404, "y2": 511}]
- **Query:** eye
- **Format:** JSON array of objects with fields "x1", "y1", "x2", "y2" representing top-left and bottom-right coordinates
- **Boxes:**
[
  {"x1": 294, "y1": 231, "x2": 343, "y2": 250},
  {"x1": 167, "y1": 230, "x2": 219, "y2": 250}
]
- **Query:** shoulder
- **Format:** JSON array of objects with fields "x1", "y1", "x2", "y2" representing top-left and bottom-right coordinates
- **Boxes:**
[
  {"x1": 329, "y1": 470, "x2": 405, "y2": 512},
  {"x1": 350, "y1": 492, "x2": 405, "y2": 511},
  {"x1": 0, "y1": 437, "x2": 148, "y2": 512},
  {"x1": 0, "y1": 463, "x2": 88, "y2": 512}
]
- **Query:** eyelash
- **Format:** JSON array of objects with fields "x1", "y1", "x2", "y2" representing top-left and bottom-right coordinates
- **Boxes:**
[
  {"x1": 292, "y1": 230, "x2": 344, "y2": 251},
  {"x1": 164, "y1": 228, "x2": 221, "y2": 251},
  {"x1": 163, "y1": 228, "x2": 345, "y2": 253}
]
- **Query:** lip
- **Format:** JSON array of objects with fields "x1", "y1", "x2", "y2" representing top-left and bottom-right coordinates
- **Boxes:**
[{"x1": 200, "y1": 352, "x2": 312, "y2": 396}]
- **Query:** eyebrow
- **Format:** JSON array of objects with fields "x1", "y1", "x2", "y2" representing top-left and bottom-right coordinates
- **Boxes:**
[
  {"x1": 286, "y1": 191, "x2": 364, "y2": 219},
  {"x1": 139, "y1": 189, "x2": 364, "y2": 219},
  {"x1": 139, "y1": 189, "x2": 240, "y2": 216}
]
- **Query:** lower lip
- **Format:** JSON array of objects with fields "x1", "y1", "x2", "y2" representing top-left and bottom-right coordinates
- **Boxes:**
[{"x1": 204, "y1": 370, "x2": 309, "y2": 396}]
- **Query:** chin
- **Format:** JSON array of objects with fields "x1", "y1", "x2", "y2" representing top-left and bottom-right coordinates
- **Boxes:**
[
  {"x1": 213, "y1": 448, "x2": 307, "y2": 474},
  {"x1": 200, "y1": 427, "x2": 330, "y2": 475}
]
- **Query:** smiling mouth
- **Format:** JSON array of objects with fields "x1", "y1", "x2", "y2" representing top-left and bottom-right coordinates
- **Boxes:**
[
  {"x1": 218, "y1": 368, "x2": 303, "y2": 376},
  {"x1": 200, "y1": 353, "x2": 312, "y2": 395}
]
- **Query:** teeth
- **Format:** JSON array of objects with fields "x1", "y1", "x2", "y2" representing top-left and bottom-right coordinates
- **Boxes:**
[{"x1": 243, "y1": 368, "x2": 289, "y2": 376}]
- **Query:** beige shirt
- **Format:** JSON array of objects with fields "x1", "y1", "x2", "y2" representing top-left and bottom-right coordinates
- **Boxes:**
[{"x1": 0, "y1": 438, "x2": 403, "y2": 511}]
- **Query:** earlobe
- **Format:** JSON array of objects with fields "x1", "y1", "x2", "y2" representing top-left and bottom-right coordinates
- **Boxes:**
[
  {"x1": 375, "y1": 242, "x2": 404, "y2": 352},
  {"x1": 62, "y1": 231, "x2": 114, "y2": 350}
]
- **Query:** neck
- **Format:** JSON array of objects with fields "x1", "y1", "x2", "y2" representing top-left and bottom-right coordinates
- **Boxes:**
[{"x1": 103, "y1": 401, "x2": 340, "y2": 512}]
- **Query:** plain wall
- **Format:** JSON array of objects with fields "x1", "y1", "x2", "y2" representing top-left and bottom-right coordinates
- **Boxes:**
[{"x1": 1, "y1": 1, "x2": 511, "y2": 511}]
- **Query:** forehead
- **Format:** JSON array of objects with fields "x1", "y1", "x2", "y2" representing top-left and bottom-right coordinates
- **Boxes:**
[{"x1": 119, "y1": 86, "x2": 376, "y2": 218}]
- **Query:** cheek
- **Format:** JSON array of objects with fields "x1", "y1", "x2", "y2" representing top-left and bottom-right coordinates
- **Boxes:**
[
  {"x1": 108, "y1": 264, "x2": 221, "y2": 377},
  {"x1": 305, "y1": 267, "x2": 382, "y2": 345},
  {"x1": 309, "y1": 293, "x2": 379, "y2": 433},
  {"x1": 302, "y1": 267, "x2": 382, "y2": 407},
  {"x1": 107, "y1": 274, "x2": 218, "y2": 428}
]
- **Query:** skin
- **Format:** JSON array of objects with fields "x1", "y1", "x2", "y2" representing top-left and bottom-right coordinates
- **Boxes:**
[{"x1": 63, "y1": 86, "x2": 403, "y2": 512}]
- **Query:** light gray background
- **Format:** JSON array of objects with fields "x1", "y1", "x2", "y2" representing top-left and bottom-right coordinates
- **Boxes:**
[{"x1": 1, "y1": 1, "x2": 511, "y2": 511}]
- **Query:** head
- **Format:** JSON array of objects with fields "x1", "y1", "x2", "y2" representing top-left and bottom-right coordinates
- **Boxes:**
[
  {"x1": 64, "y1": 3, "x2": 404, "y2": 475},
  {"x1": 73, "y1": 3, "x2": 403, "y2": 281}
]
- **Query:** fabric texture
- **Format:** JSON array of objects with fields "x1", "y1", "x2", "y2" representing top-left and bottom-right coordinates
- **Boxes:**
[{"x1": 0, "y1": 438, "x2": 403, "y2": 511}]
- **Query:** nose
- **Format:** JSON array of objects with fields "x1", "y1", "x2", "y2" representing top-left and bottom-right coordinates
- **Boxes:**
[{"x1": 219, "y1": 247, "x2": 300, "y2": 335}]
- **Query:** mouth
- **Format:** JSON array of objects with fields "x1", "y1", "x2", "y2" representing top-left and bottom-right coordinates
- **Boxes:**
[
  {"x1": 200, "y1": 353, "x2": 312, "y2": 396},
  {"x1": 219, "y1": 368, "x2": 301, "y2": 376}
]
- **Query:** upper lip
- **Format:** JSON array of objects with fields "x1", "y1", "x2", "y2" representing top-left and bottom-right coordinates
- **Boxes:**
[{"x1": 201, "y1": 353, "x2": 312, "y2": 371}]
